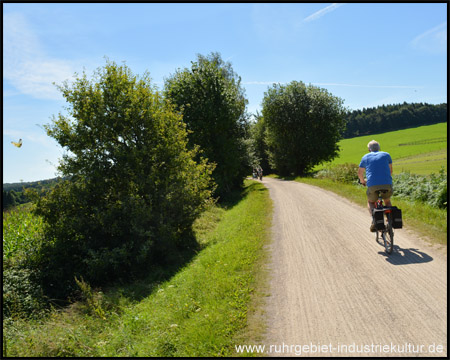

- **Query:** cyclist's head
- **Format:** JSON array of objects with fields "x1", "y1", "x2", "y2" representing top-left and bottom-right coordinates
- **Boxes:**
[{"x1": 368, "y1": 140, "x2": 380, "y2": 152}]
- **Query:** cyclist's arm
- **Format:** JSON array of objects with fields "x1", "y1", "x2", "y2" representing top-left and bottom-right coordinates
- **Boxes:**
[
  {"x1": 358, "y1": 167, "x2": 366, "y2": 185},
  {"x1": 389, "y1": 163, "x2": 393, "y2": 175}
]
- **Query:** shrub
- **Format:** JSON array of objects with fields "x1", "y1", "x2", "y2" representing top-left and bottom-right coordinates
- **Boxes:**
[
  {"x1": 3, "y1": 267, "x2": 46, "y2": 319},
  {"x1": 33, "y1": 60, "x2": 215, "y2": 300},
  {"x1": 393, "y1": 167, "x2": 447, "y2": 209},
  {"x1": 314, "y1": 163, "x2": 359, "y2": 184}
]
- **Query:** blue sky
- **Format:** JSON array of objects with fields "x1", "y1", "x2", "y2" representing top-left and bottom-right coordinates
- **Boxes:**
[{"x1": 3, "y1": 2, "x2": 447, "y2": 183}]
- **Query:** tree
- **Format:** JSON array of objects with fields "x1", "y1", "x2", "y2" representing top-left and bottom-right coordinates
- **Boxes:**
[
  {"x1": 262, "y1": 81, "x2": 347, "y2": 176},
  {"x1": 35, "y1": 60, "x2": 215, "y2": 298},
  {"x1": 3, "y1": 190, "x2": 17, "y2": 209},
  {"x1": 249, "y1": 111, "x2": 272, "y2": 173},
  {"x1": 164, "y1": 52, "x2": 250, "y2": 197}
]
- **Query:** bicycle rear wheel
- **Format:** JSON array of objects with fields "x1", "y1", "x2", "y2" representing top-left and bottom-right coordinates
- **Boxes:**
[
  {"x1": 382, "y1": 213, "x2": 394, "y2": 254},
  {"x1": 375, "y1": 230, "x2": 383, "y2": 246}
]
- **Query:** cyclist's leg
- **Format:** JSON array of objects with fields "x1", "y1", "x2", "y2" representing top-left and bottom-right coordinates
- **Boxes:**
[
  {"x1": 368, "y1": 200, "x2": 377, "y2": 232},
  {"x1": 366, "y1": 186, "x2": 379, "y2": 232},
  {"x1": 366, "y1": 186, "x2": 378, "y2": 215}
]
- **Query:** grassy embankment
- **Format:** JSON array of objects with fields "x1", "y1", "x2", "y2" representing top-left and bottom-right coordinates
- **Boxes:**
[
  {"x1": 3, "y1": 179, "x2": 272, "y2": 357},
  {"x1": 283, "y1": 122, "x2": 447, "y2": 246},
  {"x1": 314, "y1": 122, "x2": 447, "y2": 175}
]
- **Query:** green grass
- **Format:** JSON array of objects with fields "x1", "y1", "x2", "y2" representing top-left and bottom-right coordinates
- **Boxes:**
[
  {"x1": 315, "y1": 122, "x2": 447, "y2": 175},
  {"x1": 3, "y1": 180, "x2": 273, "y2": 357},
  {"x1": 3, "y1": 203, "x2": 44, "y2": 264},
  {"x1": 392, "y1": 149, "x2": 447, "y2": 175},
  {"x1": 280, "y1": 176, "x2": 447, "y2": 246}
]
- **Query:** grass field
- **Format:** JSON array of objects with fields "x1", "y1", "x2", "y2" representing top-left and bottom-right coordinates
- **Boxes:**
[{"x1": 315, "y1": 122, "x2": 447, "y2": 175}]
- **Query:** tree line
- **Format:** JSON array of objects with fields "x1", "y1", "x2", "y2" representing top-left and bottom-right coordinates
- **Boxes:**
[
  {"x1": 3, "y1": 189, "x2": 29, "y2": 210},
  {"x1": 343, "y1": 102, "x2": 447, "y2": 138},
  {"x1": 3, "y1": 178, "x2": 64, "y2": 210}
]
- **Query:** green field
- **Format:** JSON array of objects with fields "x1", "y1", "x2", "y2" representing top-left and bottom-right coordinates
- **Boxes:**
[{"x1": 315, "y1": 122, "x2": 447, "y2": 175}]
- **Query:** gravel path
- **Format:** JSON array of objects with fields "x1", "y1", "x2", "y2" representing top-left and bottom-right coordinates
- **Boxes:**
[{"x1": 262, "y1": 177, "x2": 447, "y2": 357}]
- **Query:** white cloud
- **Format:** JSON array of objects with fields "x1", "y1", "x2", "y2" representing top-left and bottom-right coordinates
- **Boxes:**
[
  {"x1": 410, "y1": 22, "x2": 447, "y2": 54},
  {"x1": 303, "y1": 3, "x2": 345, "y2": 23},
  {"x1": 3, "y1": 12, "x2": 79, "y2": 100}
]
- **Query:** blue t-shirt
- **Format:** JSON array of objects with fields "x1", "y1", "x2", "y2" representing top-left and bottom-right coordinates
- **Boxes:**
[{"x1": 359, "y1": 151, "x2": 392, "y2": 187}]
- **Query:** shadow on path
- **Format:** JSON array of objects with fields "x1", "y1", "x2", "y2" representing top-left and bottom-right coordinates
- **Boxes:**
[{"x1": 379, "y1": 246, "x2": 434, "y2": 265}]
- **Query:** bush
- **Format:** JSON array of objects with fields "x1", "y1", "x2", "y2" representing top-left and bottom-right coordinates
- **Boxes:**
[
  {"x1": 314, "y1": 163, "x2": 359, "y2": 184},
  {"x1": 3, "y1": 267, "x2": 46, "y2": 319},
  {"x1": 33, "y1": 60, "x2": 215, "y2": 300},
  {"x1": 393, "y1": 167, "x2": 447, "y2": 209}
]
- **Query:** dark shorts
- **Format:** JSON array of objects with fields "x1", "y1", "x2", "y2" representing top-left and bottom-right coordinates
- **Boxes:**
[{"x1": 367, "y1": 184, "x2": 393, "y2": 202}]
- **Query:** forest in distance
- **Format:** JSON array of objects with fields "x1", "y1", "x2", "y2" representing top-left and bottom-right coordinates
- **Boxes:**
[{"x1": 343, "y1": 102, "x2": 447, "y2": 138}]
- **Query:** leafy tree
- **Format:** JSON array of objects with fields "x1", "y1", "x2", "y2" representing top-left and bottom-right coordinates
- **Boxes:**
[
  {"x1": 164, "y1": 52, "x2": 250, "y2": 197},
  {"x1": 262, "y1": 81, "x2": 347, "y2": 176},
  {"x1": 249, "y1": 111, "x2": 272, "y2": 173},
  {"x1": 34, "y1": 60, "x2": 215, "y2": 298}
]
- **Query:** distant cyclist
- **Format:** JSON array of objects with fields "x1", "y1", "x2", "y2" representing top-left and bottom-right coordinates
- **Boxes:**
[{"x1": 358, "y1": 140, "x2": 393, "y2": 232}]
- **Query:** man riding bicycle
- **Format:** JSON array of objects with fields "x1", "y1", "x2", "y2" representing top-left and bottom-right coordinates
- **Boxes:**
[{"x1": 358, "y1": 140, "x2": 393, "y2": 232}]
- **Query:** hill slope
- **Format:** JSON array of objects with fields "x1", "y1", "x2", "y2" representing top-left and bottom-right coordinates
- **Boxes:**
[{"x1": 316, "y1": 123, "x2": 447, "y2": 175}]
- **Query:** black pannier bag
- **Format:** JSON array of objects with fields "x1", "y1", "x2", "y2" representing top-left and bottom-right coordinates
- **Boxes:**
[
  {"x1": 372, "y1": 208, "x2": 385, "y2": 230},
  {"x1": 389, "y1": 206, "x2": 403, "y2": 229}
]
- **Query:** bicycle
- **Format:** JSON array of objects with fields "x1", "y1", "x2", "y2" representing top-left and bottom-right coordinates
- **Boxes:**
[{"x1": 372, "y1": 189, "x2": 394, "y2": 255}]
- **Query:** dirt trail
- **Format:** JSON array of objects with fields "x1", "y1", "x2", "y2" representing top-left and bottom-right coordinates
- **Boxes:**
[{"x1": 262, "y1": 177, "x2": 447, "y2": 357}]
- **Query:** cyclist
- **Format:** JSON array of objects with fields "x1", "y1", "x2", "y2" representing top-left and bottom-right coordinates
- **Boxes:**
[{"x1": 358, "y1": 140, "x2": 393, "y2": 232}]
